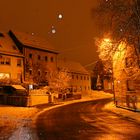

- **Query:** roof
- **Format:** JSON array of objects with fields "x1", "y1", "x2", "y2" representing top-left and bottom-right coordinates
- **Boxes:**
[
  {"x1": 57, "y1": 59, "x2": 89, "y2": 75},
  {"x1": 0, "y1": 32, "x2": 23, "y2": 57},
  {"x1": 11, "y1": 85, "x2": 26, "y2": 90},
  {"x1": 10, "y1": 30, "x2": 58, "y2": 53}
]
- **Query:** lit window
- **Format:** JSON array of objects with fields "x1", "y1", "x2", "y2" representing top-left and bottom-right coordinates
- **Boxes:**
[
  {"x1": 17, "y1": 59, "x2": 22, "y2": 66},
  {"x1": 0, "y1": 73, "x2": 10, "y2": 79}
]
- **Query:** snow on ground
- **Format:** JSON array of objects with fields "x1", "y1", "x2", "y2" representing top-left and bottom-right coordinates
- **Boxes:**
[
  {"x1": 1, "y1": 90, "x2": 140, "y2": 140},
  {"x1": 0, "y1": 105, "x2": 39, "y2": 140}
]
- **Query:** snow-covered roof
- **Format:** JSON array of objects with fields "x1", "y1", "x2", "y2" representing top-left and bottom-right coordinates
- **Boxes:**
[
  {"x1": 0, "y1": 32, "x2": 23, "y2": 57},
  {"x1": 10, "y1": 30, "x2": 58, "y2": 53},
  {"x1": 57, "y1": 59, "x2": 89, "y2": 75}
]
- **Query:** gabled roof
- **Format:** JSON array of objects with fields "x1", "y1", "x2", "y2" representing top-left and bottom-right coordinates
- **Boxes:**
[
  {"x1": 10, "y1": 30, "x2": 58, "y2": 53},
  {"x1": 0, "y1": 32, "x2": 23, "y2": 57},
  {"x1": 57, "y1": 59, "x2": 89, "y2": 75}
]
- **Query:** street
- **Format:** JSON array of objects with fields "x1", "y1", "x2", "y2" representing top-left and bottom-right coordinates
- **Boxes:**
[{"x1": 36, "y1": 98, "x2": 140, "y2": 140}]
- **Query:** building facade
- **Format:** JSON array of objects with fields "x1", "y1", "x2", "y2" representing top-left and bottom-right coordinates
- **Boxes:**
[
  {"x1": 9, "y1": 30, "x2": 58, "y2": 85},
  {"x1": 0, "y1": 32, "x2": 23, "y2": 84},
  {"x1": 113, "y1": 42, "x2": 140, "y2": 111},
  {"x1": 57, "y1": 59, "x2": 91, "y2": 93}
]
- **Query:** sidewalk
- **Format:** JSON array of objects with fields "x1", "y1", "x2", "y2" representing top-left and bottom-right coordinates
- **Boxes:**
[
  {"x1": 104, "y1": 101, "x2": 140, "y2": 123},
  {"x1": 87, "y1": 91, "x2": 140, "y2": 123}
]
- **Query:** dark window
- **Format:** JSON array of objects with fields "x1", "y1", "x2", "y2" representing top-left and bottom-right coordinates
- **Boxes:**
[
  {"x1": 0, "y1": 57, "x2": 11, "y2": 65},
  {"x1": 76, "y1": 75, "x2": 78, "y2": 80},
  {"x1": 29, "y1": 53, "x2": 32, "y2": 58},
  {"x1": 127, "y1": 80, "x2": 135, "y2": 91},
  {"x1": 38, "y1": 55, "x2": 41, "y2": 60},
  {"x1": 29, "y1": 69, "x2": 32, "y2": 75},
  {"x1": 5, "y1": 58, "x2": 10, "y2": 65},
  {"x1": 17, "y1": 59, "x2": 22, "y2": 66},
  {"x1": 51, "y1": 57, "x2": 54, "y2": 62},
  {"x1": 84, "y1": 76, "x2": 86, "y2": 80},
  {"x1": 72, "y1": 75, "x2": 74, "y2": 79},
  {"x1": 45, "y1": 56, "x2": 48, "y2": 61},
  {"x1": 81, "y1": 76, "x2": 83, "y2": 80},
  {"x1": 38, "y1": 71, "x2": 41, "y2": 76}
]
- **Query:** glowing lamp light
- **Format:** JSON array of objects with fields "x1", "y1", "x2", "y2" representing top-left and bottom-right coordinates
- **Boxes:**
[
  {"x1": 52, "y1": 29, "x2": 56, "y2": 34},
  {"x1": 58, "y1": 14, "x2": 63, "y2": 19},
  {"x1": 103, "y1": 38, "x2": 111, "y2": 43}
]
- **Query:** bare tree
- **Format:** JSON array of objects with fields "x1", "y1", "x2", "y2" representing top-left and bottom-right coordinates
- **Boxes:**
[
  {"x1": 94, "y1": 0, "x2": 140, "y2": 75},
  {"x1": 49, "y1": 68, "x2": 71, "y2": 94},
  {"x1": 25, "y1": 60, "x2": 48, "y2": 85}
]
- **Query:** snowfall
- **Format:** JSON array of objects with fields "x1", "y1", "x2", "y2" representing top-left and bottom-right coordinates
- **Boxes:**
[{"x1": 0, "y1": 91, "x2": 140, "y2": 140}]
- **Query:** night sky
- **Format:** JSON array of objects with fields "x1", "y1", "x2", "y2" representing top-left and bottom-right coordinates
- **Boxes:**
[{"x1": 0, "y1": 0, "x2": 99, "y2": 67}]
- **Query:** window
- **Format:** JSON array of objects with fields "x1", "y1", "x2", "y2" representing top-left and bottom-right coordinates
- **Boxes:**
[
  {"x1": 5, "y1": 58, "x2": 10, "y2": 65},
  {"x1": 51, "y1": 57, "x2": 54, "y2": 62},
  {"x1": 38, "y1": 70, "x2": 41, "y2": 76},
  {"x1": 0, "y1": 57, "x2": 11, "y2": 65},
  {"x1": 45, "y1": 56, "x2": 48, "y2": 61},
  {"x1": 81, "y1": 76, "x2": 83, "y2": 80},
  {"x1": 87, "y1": 76, "x2": 89, "y2": 80},
  {"x1": 0, "y1": 73, "x2": 10, "y2": 79},
  {"x1": 38, "y1": 55, "x2": 41, "y2": 60},
  {"x1": 72, "y1": 75, "x2": 74, "y2": 79},
  {"x1": 29, "y1": 69, "x2": 32, "y2": 75},
  {"x1": 127, "y1": 80, "x2": 135, "y2": 91},
  {"x1": 0, "y1": 57, "x2": 4, "y2": 64},
  {"x1": 76, "y1": 75, "x2": 78, "y2": 80},
  {"x1": 29, "y1": 53, "x2": 32, "y2": 58},
  {"x1": 17, "y1": 59, "x2": 22, "y2": 66},
  {"x1": 84, "y1": 76, "x2": 86, "y2": 80}
]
